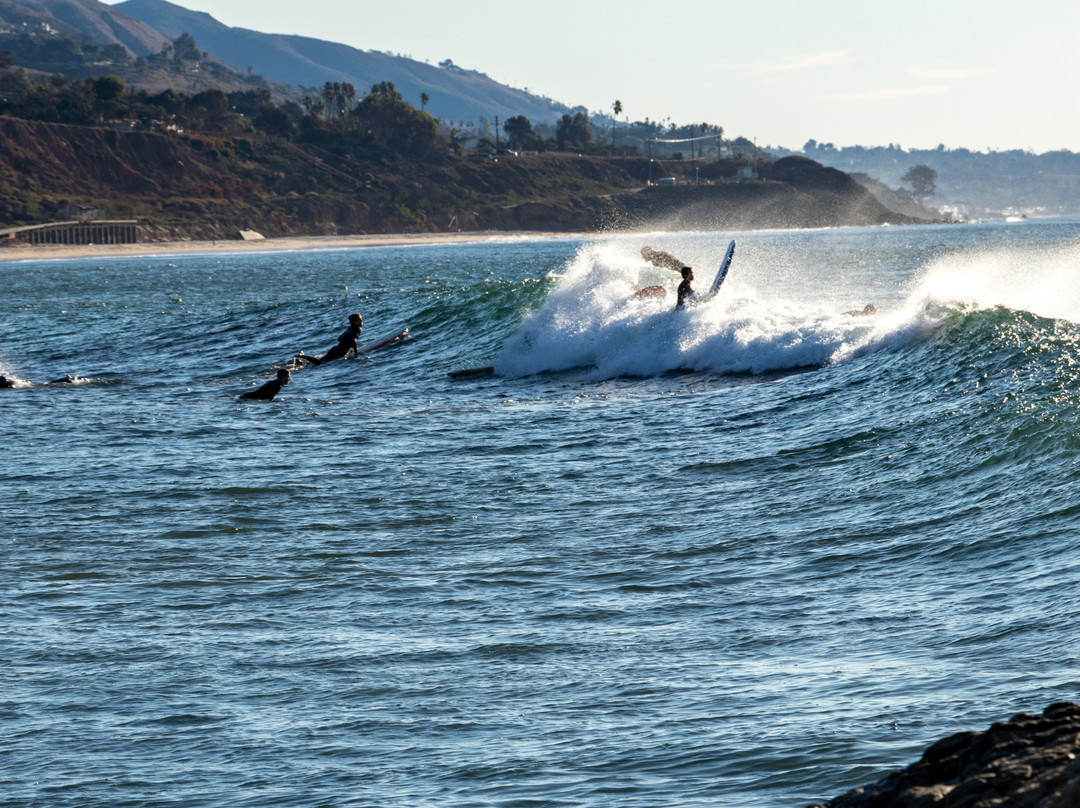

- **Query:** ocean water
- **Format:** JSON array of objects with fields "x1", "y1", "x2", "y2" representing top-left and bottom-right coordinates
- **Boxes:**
[{"x1": 3, "y1": 219, "x2": 1080, "y2": 808}]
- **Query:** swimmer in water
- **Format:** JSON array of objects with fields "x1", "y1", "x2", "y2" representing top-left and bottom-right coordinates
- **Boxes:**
[
  {"x1": 1, "y1": 373, "x2": 80, "y2": 388},
  {"x1": 241, "y1": 368, "x2": 290, "y2": 400},
  {"x1": 844, "y1": 303, "x2": 877, "y2": 316}
]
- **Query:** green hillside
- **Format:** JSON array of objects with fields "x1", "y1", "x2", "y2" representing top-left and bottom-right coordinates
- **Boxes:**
[{"x1": 0, "y1": 62, "x2": 936, "y2": 239}]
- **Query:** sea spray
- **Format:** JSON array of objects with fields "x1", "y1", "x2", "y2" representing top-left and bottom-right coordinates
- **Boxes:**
[
  {"x1": 914, "y1": 241, "x2": 1080, "y2": 323},
  {"x1": 6, "y1": 222, "x2": 1080, "y2": 808},
  {"x1": 496, "y1": 239, "x2": 900, "y2": 378},
  {"x1": 829, "y1": 240, "x2": 1080, "y2": 365}
]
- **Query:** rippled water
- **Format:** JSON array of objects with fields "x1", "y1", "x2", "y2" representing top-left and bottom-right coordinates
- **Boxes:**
[{"x1": 4, "y1": 220, "x2": 1080, "y2": 807}]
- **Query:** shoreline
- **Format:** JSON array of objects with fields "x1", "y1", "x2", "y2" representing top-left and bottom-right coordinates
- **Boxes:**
[{"x1": 0, "y1": 230, "x2": 585, "y2": 262}]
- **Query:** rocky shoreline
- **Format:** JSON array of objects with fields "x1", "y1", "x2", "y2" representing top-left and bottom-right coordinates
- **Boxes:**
[{"x1": 810, "y1": 702, "x2": 1080, "y2": 807}]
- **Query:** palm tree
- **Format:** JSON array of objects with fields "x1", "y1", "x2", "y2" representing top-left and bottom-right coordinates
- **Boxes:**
[
  {"x1": 612, "y1": 99, "x2": 622, "y2": 155},
  {"x1": 420, "y1": 92, "x2": 429, "y2": 111},
  {"x1": 321, "y1": 82, "x2": 336, "y2": 121},
  {"x1": 341, "y1": 82, "x2": 357, "y2": 115}
]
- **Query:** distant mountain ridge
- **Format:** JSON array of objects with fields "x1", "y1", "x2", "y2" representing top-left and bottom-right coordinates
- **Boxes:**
[
  {"x1": 1, "y1": 0, "x2": 169, "y2": 55},
  {"x1": 112, "y1": 0, "x2": 572, "y2": 124},
  {"x1": 0, "y1": 0, "x2": 574, "y2": 124}
]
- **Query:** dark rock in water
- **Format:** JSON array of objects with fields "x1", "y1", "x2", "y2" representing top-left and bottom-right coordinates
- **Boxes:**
[{"x1": 809, "y1": 702, "x2": 1080, "y2": 808}]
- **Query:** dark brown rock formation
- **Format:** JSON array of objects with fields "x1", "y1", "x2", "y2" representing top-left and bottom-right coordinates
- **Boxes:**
[{"x1": 810, "y1": 702, "x2": 1080, "y2": 808}]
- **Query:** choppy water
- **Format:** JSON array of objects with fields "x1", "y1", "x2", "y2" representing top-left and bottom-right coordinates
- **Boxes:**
[{"x1": 4, "y1": 220, "x2": 1080, "y2": 807}]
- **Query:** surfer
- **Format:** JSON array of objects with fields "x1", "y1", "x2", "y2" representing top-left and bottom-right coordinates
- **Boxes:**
[
  {"x1": 844, "y1": 303, "x2": 877, "y2": 316},
  {"x1": 641, "y1": 246, "x2": 685, "y2": 273},
  {"x1": 1, "y1": 373, "x2": 81, "y2": 388},
  {"x1": 241, "y1": 368, "x2": 290, "y2": 400},
  {"x1": 296, "y1": 312, "x2": 363, "y2": 366},
  {"x1": 676, "y1": 267, "x2": 696, "y2": 308}
]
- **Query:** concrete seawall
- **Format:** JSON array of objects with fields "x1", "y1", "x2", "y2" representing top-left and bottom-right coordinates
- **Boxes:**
[{"x1": 0, "y1": 220, "x2": 139, "y2": 246}]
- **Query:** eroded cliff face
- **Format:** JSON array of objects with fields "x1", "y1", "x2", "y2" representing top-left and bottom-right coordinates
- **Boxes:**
[
  {"x1": 0, "y1": 116, "x2": 933, "y2": 238},
  {"x1": 0, "y1": 116, "x2": 205, "y2": 192},
  {"x1": 810, "y1": 702, "x2": 1080, "y2": 808},
  {"x1": 0, "y1": 116, "x2": 621, "y2": 236},
  {"x1": 0, "y1": 116, "x2": 243, "y2": 233}
]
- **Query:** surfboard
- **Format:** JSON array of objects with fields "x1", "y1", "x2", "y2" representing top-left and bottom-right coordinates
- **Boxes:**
[
  {"x1": 448, "y1": 365, "x2": 495, "y2": 379},
  {"x1": 702, "y1": 240, "x2": 736, "y2": 300},
  {"x1": 634, "y1": 285, "x2": 668, "y2": 299},
  {"x1": 360, "y1": 328, "x2": 410, "y2": 354}
]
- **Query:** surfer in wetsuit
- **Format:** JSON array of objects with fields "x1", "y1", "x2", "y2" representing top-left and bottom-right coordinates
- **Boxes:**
[
  {"x1": 844, "y1": 303, "x2": 877, "y2": 316},
  {"x1": 241, "y1": 368, "x2": 290, "y2": 401},
  {"x1": 1, "y1": 373, "x2": 81, "y2": 388},
  {"x1": 641, "y1": 246, "x2": 685, "y2": 273},
  {"x1": 296, "y1": 312, "x2": 363, "y2": 366},
  {"x1": 676, "y1": 267, "x2": 696, "y2": 308}
]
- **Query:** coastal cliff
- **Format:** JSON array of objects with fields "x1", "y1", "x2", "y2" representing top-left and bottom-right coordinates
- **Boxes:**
[{"x1": 810, "y1": 702, "x2": 1080, "y2": 808}]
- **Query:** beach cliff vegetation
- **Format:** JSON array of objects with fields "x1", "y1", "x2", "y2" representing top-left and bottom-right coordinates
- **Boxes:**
[{"x1": 0, "y1": 51, "x2": 938, "y2": 238}]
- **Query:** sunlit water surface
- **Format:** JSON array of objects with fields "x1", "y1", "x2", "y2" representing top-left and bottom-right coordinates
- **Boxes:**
[{"x1": 4, "y1": 219, "x2": 1080, "y2": 807}]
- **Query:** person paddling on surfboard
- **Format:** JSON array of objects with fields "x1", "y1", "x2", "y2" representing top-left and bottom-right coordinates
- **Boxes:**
[
  {"x1": 296, "y1": 312, "x2": 363, "y2": 366},
  {"x1": 1, "y1": 373, "x2": 84, "y2": 388},
  {"x1": 241, "y1": 368, "x2": 290, "y2": 400},
  {"x1": 676, "y1": 267, "x2": 696, "y2": 308}
]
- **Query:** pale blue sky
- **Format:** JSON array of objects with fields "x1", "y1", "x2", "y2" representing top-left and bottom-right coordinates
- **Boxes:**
[{"x1": 104, "y1": 0, "x2": 1080, "y2": 153}]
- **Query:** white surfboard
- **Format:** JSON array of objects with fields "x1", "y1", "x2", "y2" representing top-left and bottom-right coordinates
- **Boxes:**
[
  {"x1": 360, "y1": 328, "x2": 410, "y2": 354},
  {"x1": 702, "y1": 240, "x2": 736, "y2": 300}
]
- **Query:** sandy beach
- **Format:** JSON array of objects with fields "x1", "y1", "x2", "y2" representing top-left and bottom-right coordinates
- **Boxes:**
[{"x1": 0, "y1": 230, "x2": 583, "y2": 262}]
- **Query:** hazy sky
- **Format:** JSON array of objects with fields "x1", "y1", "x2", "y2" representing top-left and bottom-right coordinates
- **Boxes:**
[{"x1": 104, "y1": 0, "x2": 1080, "y2": 153}]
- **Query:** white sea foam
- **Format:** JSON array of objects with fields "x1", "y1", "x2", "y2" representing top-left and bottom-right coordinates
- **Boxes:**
[
  {"x1": 496, "y1": 233, "x2": 1080, "y2": 379},
  {"x1": 912, "y1": 241, "x2": 1080, "y2": 324},
  {"x1": 0, "y1": 356, "x2": 31, "y2": 387},
  {"x1": 495, "y1": 239, "x2": 899, "y2": 378}
]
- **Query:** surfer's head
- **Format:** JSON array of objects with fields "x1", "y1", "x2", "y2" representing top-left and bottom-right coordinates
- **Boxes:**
[
  {"x1": 349, "y1": 312, "x2": 363, "y2": 325},
  {"x1": 641, "y1": 246, "x2": 654, "y2": 258},
  {"x1": 681, "y1": 266, "x2": 693, "y2": 280},
  {"x1": 277, "y1": 369, "x2": 291, "y2": 384}
]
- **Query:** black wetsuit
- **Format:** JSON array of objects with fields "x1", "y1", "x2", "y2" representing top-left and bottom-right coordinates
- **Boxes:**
[
  {"x1": 676, "y1": 279, "x2": 696, "y2": 308},
  {"x1": 306, "y1": 322, "x2": 361, "y2": 365},
  {"x1": 241, "y1": 377, "x2": 286, "y2": 400}
]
